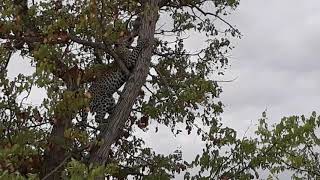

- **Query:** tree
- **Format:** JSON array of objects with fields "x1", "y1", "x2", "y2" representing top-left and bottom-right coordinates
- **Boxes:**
[
  {"x1": 0, "y1": 0, "x2": 241, "y2": 179},
  {"x1": 1, "y1": 0, "x2": 319, "y2": 180}
]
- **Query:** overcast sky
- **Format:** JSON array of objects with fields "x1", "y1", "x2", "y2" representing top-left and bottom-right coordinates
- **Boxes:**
[
  {"x1": 222, "y1": 0, "x2": 320, "y2": 134},
  {"x1": 6, "y1": 0, "x2": 320, "y2": 179},
  {"x1": 141, "y1": 0, "x2": 320, "y2": 179}
]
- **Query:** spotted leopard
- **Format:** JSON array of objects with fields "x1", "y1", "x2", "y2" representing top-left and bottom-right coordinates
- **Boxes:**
[{"x1": 88, "y1": 38, "x2": 147, "y2": 126}]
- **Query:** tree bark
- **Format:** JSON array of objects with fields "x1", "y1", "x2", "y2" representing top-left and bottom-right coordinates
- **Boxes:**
[
  {"x1": 89, "y1": 0, "x2": 160, "y2": 165},
  {"x1": 40, "y1": 116, "x2": 71, "y2": 179}
]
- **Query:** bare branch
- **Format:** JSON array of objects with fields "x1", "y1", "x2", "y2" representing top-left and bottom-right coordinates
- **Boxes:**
[{"x1": 192, "y1": 5, "x2": 241, "y2": 36}]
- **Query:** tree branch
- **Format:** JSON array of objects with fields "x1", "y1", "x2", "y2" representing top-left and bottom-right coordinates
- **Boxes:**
[
  {"x1": 192, "y1": 5, "x2": 241, "y2": 36},
  {"x1": 69, "y1": 35, "x2": 130, "y2": 75},
  {"x1": 0, "y1": 49, "x2": 12, "y2": 73}
]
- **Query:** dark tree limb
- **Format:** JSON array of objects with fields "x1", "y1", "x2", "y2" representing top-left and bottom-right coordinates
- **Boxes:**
[
  {"x1": 40, "y1": 116, "x2": 72, "y2": 179},
  {"x1": 0, "y1": 49, "x2": 12, "y2": 73},
  {"x1": 41, "y1": 154, "x2": 72, "y2": 180}
]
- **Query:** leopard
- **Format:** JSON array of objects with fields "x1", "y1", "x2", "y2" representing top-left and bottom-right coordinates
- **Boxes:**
[{"x1": 87, "y1": 37, "x2": 148, "y2": 127}]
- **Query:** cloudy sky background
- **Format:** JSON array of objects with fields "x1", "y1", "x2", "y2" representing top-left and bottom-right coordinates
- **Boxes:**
[
  {"x1": 6, "y1": 0, "x2": 320, "y2": 179},
  {"x1": 140, "y1": 0, "x2": 320, "y2": 178},
  {"x1": 222, "y1": 0, "x2": 320, "y2": 134}
]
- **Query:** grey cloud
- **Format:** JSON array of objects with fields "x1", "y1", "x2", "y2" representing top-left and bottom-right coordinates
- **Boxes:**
[
  {"x1": 141, "y1": 3, "x2": 320, "y2": 177},
  {"x1": 220, "y1": 0, "x2": 320, "y2": 136}
]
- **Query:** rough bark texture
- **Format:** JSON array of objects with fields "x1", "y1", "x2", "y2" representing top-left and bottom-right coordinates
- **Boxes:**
[
  {"x1": 89, "y1": 0, "x2": 160, "y2": 165},
  {"x1": 40, "y1": 117, "x2": 71, "y2": 180}
]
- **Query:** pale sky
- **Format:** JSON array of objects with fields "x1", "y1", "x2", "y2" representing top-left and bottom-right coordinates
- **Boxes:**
[
  {"x1": 140, "y1": 1, "x2": 320, "y2": 179},
  {"x1": 222, "y1": 0, "x2": 320, "y2": 134}
]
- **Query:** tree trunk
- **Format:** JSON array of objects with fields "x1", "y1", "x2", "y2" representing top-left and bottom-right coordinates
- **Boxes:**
[
  {"x1": 89, "y1": 0, "x2": 160, "y2": 165},
  {"x1": 40, "y1": 117, "x2": 71, "y2": 179}
]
